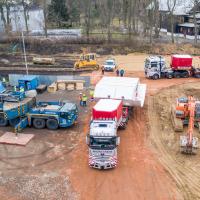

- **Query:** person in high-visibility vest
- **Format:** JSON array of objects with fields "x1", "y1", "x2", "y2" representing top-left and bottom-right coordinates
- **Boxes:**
[
  {"x1": 89, "y1": 89, "x2": 94, "y2": 101},
  {"x1": 79, "y1": 93, "x2": 83, "y2": 106},
  {"x1": 20, "y1": 87, "x2": 25, "y2": 92},
  {"x1": 14, "y1": 86, "x2": 17, "y2": 92},
  {"x1": 82, "y1": 94, "x2": 88, "y2": 107}
]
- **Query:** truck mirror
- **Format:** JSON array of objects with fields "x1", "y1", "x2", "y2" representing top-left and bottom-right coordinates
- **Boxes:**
[
  {"x1": 86, "y1": 135, "x2": 89, "y2": 145},
  {"x1": 116, "y1": 137, "x2": 120, "y2": 146}
]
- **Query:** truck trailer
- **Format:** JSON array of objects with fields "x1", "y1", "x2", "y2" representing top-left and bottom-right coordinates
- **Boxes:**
[
  {"x1": 86, "y1": 99, "x2": 123, "y2": 169},
  {"x1": 145, "y1": 54, "x2": 200, "y2": 80}
]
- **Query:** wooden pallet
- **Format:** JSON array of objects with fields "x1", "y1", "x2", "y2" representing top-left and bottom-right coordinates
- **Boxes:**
[{"x1": 0, "y1": 132, "x2": 34, "y2": 146}]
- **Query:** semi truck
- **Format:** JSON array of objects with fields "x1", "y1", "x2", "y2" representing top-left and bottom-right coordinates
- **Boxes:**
[
  {"x1": 144, "y1": 54, "x2": 200, "y2": 80},
  {"x1": 86, "y1": 99, "x2": 125, "y2": 169},
  {"x1": 87, "y1": 77, "x2": 146, "y2": 170},
  {"x1": 0, "y1": 91, "x2": 78, "y2": 132}
]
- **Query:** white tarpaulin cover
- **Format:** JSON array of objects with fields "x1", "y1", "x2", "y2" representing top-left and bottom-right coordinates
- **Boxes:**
[{"x1": 94, "y1": 77, "x2": 146, "y2": 107}]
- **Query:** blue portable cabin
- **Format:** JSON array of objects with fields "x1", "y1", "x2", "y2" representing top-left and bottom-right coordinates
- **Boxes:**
[{"x1": 18, "y1": 75, "x2": 39, "y2": 91}]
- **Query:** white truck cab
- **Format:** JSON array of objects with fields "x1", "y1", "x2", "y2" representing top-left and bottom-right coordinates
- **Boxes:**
[
  {"x1": 103, "y1": 59, "x2": 116, "y2": 72},
  {"x1": 144, "y1": 56, "x2": 169, "y2": 79},
  {"x1": 86, "y1": 120, "x2": 120, "y2": 169}
]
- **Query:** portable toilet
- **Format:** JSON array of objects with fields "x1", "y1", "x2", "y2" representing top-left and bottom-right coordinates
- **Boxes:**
[{"x1": 18, "y1": 75, "x2": 39, "y2": 91}]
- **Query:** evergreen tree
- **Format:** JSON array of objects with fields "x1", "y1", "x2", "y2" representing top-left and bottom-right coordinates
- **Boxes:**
[{"x1": 48, "y1": 0, "x2": 69, "y2": 27}]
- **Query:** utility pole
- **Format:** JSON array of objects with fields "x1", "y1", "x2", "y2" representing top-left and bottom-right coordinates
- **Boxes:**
[{"x1": 21, "y1": 31, "x2": 28, "y2": 75}]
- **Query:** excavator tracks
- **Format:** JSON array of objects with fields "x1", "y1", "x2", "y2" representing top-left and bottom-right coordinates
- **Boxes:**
[{"x1": 171, "y1": 106, "x2": 183, "y2": 132}]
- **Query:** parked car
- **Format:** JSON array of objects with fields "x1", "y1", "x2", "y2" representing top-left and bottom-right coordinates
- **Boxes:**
[{"x1": 102, "y1": 59, "x2": 117, "y2": 72}]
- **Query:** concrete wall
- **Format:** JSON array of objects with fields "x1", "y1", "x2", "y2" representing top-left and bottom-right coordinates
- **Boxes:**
[{"x1": 9, "y1": 74, "x2": 90, "y2": 87}]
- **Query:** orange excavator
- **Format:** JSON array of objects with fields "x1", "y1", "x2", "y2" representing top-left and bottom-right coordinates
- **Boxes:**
[{"x1": 172, "y1": 96, "x2": 199, "y2": 154}]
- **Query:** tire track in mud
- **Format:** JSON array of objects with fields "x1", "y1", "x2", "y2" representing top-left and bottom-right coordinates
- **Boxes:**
[
  {"x1": 0, "y1": 132, "x2": 80, "y2": 170},
  {"x1": 148, "y1": 95, "x2": 200, "y2": 200}
]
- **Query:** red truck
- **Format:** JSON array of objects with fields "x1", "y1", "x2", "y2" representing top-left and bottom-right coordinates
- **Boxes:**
[{"x1": 145, "y1": 54, "x2": 200, "y2": 79}]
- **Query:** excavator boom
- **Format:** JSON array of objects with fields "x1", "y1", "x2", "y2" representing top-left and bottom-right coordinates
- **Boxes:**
[{"x1": 180, "y1": 96, "x2": 198, "y2": 154}]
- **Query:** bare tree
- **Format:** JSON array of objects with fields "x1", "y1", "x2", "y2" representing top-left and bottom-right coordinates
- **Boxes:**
[
  {"x1": 154, "y1": 0, "x2": 160, "y2": 38},
  {"x1": 21, "y1": 0, "x2": 29, "y2": 32},
  {"x1": 42, "y1": 0, "x2": 48, "y2": 37},
  {"x1": 191, "y1": 0, "x2": 200, "y2": 44},
  {"x1": 82, "y1": 0, "x2": 92, "y2": 40},
  {"x1": 0, "y1": 0, "x2": 12, "y2": 32},
  {"x1": 167, "y1": 0, "x2": 178, "y2": 43}
]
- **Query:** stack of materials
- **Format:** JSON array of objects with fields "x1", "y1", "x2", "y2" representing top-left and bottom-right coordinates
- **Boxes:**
[
  {"x1": 57, "y1": 81, "x2": 66, "y2": 90},
  {"x1": 33, "y1": 57, "x2": 55, "y2": 65},
  {"x1": 67, "y1": 84, "x2": 75, "y2": 90},
  {"x1": 47, "y1": 80, "x2": 85, "y2": 93},
  {"x1": 47, "y1": 83, "x2": 58, "y2": 93}
]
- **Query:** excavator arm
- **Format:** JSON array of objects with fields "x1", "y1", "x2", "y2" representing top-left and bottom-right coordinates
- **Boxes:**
[{"x1": 180, "y1": 96, "x2": 198, "y2": 154}]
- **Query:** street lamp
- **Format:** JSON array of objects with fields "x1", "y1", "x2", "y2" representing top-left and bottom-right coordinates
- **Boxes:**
[{"x1": 21, "y1": 31, "x2": 28, "y2": 75}]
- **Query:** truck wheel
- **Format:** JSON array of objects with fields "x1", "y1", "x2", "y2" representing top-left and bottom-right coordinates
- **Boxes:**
[
  {"x1": 0, "y1": 116, "x2": 8, "y2": 127},
  {"x1": 153, "y1": 74, "x2": 159, "y2": 80},
  {"x1": 46, "y1": 119, "x2": 59, "y2": 130},
  {"x1": 9, "y1": 118, "x2": 20, "y2": 127},
  {"x1": 33, "y1": 118, "x2": 45, "y2": 129},
  {"x1": 184, "y1": 72, "x2": 189, "y2": 78},
  {"x1": 174, "y1": 73, "x2": 180, "y2": 78},
  {"x1": 167, "y1": 74, "x2": 173, "y2": 79}
]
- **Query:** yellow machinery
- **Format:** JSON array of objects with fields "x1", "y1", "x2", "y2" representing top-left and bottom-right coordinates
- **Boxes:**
[{"x1": 74, "y1": 53, "x2": 99, "y2": 70}]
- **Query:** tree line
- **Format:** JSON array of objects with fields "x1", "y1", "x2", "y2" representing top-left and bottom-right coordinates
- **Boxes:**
[{"x1": 0, "y1": 0, "x2": 200, "y2": 44}]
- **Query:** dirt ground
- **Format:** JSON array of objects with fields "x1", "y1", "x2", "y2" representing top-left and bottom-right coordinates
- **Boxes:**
[
  {"x1": 1, "y1": 52, "x2": 200, "y2": 199},
  {"x1": 98, "y1": 53, "x2": 200, "y2": 71},
  {"x1": 148, "y1": 82, "x2": 200, "y2": 200}
]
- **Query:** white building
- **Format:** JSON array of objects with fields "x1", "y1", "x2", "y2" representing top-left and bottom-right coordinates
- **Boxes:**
[{"x1": 0, "y1": 4, "x2": 44, "y2": 32}]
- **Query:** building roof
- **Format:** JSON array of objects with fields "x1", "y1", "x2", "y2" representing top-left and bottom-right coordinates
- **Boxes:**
[
  {"x1": 188, "y1": 13, "x2": 200, "y2": 19},
  {"x1": 178, "y1": 23, "x2": 199, "y2": 28},
  {"x1": 148, "y1": 0, "x2": 193, "y2": 15}
]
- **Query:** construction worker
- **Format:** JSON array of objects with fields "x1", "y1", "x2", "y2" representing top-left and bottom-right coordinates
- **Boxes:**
[
  {"x1": 120, "y1": 69, "x2": 125, "y2": 77},
  {"x1": 116, "y1": 69, "x2": 119, "y2": 76},
  {"x1": 82, "y1": 94, "x2": 88, "y2": 107},
  {"x1": 2, "y1": 77, "x2": 6, "y2": 87},
  {"x1": 90, "y1": 89, "x2": 94, "y2": 101},
  {"x1": 20, "y1": 86, "x2": 25, "y2": 93},
  {"x1": 79, "y1": 92, "x2": 83, "y2": 106},
  {"x1": 101, "y1": 66, "x2": 105, "y2": 75},
  {"x1": 14, "y1": 86, "x2": 17, "y2": 92}
]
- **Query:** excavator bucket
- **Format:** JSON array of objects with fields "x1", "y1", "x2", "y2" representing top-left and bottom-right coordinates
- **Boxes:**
[
  {"x1": 180, "y1": 135, "x2": 198, "y2": 154},
  {"x1": 171, "y1": 106, "x2": 183, "y2": 132}
]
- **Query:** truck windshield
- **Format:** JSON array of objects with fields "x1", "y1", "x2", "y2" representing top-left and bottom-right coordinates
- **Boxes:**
[
  {"x1": 145, "y1": 60, "x2": 150, "y2": 68},
  {"x1": 60, "y1": 112, "x2": 68, "y2": 119},
  {"x1": 106, "y1": 61, "x2": 114, "y2": 65},
  {"x1": 89, "y1": 136, "x2": 116, "y2": 150}
]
